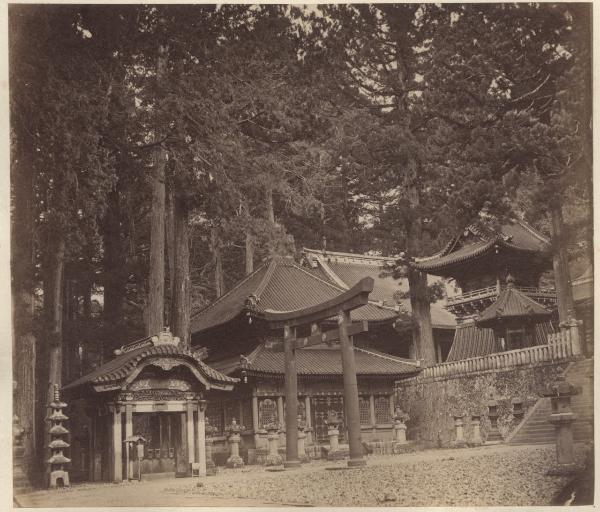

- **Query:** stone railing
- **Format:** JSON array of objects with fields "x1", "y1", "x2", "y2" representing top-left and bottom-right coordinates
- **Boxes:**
[{"x1": 415, "y1": 325, "x2": 581, "y2": 381}]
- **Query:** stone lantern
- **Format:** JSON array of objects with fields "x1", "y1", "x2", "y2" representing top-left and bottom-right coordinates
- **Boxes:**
[
  {"x1": 225, "y1": 419, "x2": 244, "y2": 469},
  {"x1": 204, "y1": 421, "x2": 218, "y2": 476},
  {"x1": 543, "y1": 372, "x2": 581, "y2": 473},
  {"x1": 452, "y1": 414, "x2": 467, "y2": 447},
  {"x1": 264, "y1": 422, "x2": 283, "y2": 466},
  {"x1": 297, "y1": 416, "x2": 309, "y2": 462},
  {"x1": 470, "y1": 415, "x2": 483, "y2": 446},
  {"x1": 325, "y1": 411, "x2": 343, "y2": 460},
  {"x1": 392, "y1": 407, "x2": 409, "y2": 446}
]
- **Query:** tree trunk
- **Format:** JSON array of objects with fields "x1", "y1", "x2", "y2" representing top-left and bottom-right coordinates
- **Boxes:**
[
  {"x1": 11, "y1": 151, "x2": 37, "y2": 482},
  {"x1": 245, "y1": 233, "x2": 254, "y2": 275},
  {"x1": 550, "y1": 203, "x2": 575, "y2": 324},
  {"x1": 47, "y1": 235, "x2": 66, "y2": 398},
  {"x1": 172, "y1": 196, "x2": 190, "y2": 349},
  {"x1": 210, "y1": 228, "x2": 225, "y2": 298},
  {"x1": 265, "y1": 183, "x2": 275, "y2": 223},
  {"x1": 407, "y1": 267, "x2": 436, "y2": 365},
  {"x1": 146, "y1": 40, "x2": 168, "y2": 336},
  {"x1": 165, "y1": 185, "x2": 175, "y2": 327}
]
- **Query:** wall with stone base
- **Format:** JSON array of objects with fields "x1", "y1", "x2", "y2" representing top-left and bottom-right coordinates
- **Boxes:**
[{"x1": 395, "y1": 361, "x2": 569, "y2": 447}]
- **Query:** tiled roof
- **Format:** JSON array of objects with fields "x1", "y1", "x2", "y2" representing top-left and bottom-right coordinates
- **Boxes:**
[
  {"x1": 413, "y1": 219, "x2": 550, "y2": 273},
  {"x1": 304, "y1": 251, "x2": 456, "y2": 329},
  {"x1": 242, "y1": 344, "x2": 421, "y2": 376},
  {"x1": 446, "y1": 321, "x2": 555, "y2": 361},
  {"x1": 191, "y1": 257, "x2": 408, "y2": 335},
  {"x1": 476, "y1": 284, "x2": 551, "y2": 327},
  {"x1": 572, "y1": 266, "x2": 593, "y2": 304},
  {"x1": 64, "y1": 343, "x2": 238, "y2": 390}
]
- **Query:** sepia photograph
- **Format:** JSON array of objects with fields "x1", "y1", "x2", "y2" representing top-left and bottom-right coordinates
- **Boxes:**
[{"x1": 8, "y1": 2, "x2": 594, "y2": 508}]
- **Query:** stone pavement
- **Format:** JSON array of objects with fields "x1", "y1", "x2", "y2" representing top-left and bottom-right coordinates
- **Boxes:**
[{"x1": 14, "y1": 442, "x2": 591, "y2": 508}]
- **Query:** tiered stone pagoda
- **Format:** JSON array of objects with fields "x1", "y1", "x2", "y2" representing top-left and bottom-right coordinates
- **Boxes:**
[{"x1": 413, "y1": 213, "x2": 557, "y2": 360}]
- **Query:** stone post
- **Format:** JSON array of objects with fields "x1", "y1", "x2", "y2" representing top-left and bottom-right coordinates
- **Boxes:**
[
  {"x1": 470, "y1": 415, "x2": 482, "y2": 446},
  {"x1": 544, "y1": 373, "x2": 581, "y2": 473},
  {"x1": 264, "y1": 423, "x2": 283, "y2": 466},
  {"x1": 326, "y1": 412, "x2": 342, "y2": 459},
  {"x1": 226, "y1": 419, "x2": 244, "y2": 468},
  {"x1": 453, "y1": 415, "x2": 466, "y2": 447}
]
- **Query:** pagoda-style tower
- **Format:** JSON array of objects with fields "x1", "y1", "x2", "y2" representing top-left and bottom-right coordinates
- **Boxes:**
[
  {"x1": 414, "y1": 213, "x2": 557, "y2": 360},
  {"x1": 47, "y1": 386, "x2": 71, "y2": 488}
]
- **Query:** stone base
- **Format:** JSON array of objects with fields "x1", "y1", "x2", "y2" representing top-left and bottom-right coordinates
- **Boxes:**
[
  {"x1": 451, "y1": 440, "x2": 468, "y2": 449},
  {"x1": 264, "y1": 454, "x2": 283, "y2": 466},
  {"x1": 226, "y1": 455, "x2": 244, "y2": 469},
  {"x1": 547, "y1": 463, "x2": 583, "y2": 476},
  {"x1": 283, "y1": 460, "x2": 301, "y2": 469},
  {"x1": 327, "y1": 449, "x2": 348, "y2": 461},
  {"x1": 347, "y1": 458, "x2": 367, "y2": 468},
  {"x1": 49, "y1": 470, "x2": 70, "y2": 488},
  {"x1": 206, "y1": 460, "x2": 217, "y2": 476},
  {"x1": 392, "y1": 442, "x2": 415, "y2": 454},
  {"x1": 467, "y1": 439, "x2": 484, "y2": 447}
]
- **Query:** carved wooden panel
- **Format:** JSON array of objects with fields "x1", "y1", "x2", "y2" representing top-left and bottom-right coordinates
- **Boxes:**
[
  {"x1": 375, "y1": 396, "x2": 391, "y2": 423},
  {"x1": 359, "y1": 397, "x2": 371, "y2": 425}
]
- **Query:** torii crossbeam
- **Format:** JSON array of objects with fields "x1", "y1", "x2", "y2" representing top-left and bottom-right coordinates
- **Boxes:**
[{"x1": 260, "y1": 277, "x2": 374, "y2": 468}]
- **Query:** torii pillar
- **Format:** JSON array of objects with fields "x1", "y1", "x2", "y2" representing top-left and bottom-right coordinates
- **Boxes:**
[
  {"x1": 338, "y1": 309, "x2": 366, "y2": 467},
  {"x1": 263, "y1": 278, "x2": 374, "y2": 469}
]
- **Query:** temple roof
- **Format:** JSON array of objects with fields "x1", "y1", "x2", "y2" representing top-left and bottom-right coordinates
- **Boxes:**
[
  {"x1": 476, "y1": 279, "x2": 552, "y2": 327},
  {"x1": 191, "y1": 257, "x2": 404, "y2": 335},
  {"x1": 572, "y1": 265, "x2": 593, "y2": 304},
  {"x1": 64, "y1": 331, "x2": 238, "y2": 392},
  {"x1": 302, "y1": 248, "x2": 456, "y2": 329},
  {"x1": 413, "y1": 218, "x2": 551, "y2": 275},
  {"x1": 446, "y1": 321, "x2": 555, "y2": 361},
  {"x1": 238, "y1": 343, "x2": 421, "y2": 377}
]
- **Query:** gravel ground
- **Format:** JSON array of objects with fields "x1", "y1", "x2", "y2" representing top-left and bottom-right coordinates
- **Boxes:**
[
  {"x1": 16, "y1": 443, "x2": 591, "y2": 508},
  {"x1": 173, "y1": 444, "x2": 591, "y2": 507}
]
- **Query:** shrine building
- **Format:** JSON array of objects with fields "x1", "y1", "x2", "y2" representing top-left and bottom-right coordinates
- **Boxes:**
[
  {"x1": 190, "y1": 255, "x2": 452, "y2": 462},
  {"x1": 62, "y1": 330, "x2": 237, "y2": 482},
  {"x1": 412, "y1": 216, "x2": 559, "y2": 360}
]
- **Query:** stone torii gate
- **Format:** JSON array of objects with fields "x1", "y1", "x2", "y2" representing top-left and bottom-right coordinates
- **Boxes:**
[{"x1": 261, "y1": 277, "x2": 374, "y2": 468}]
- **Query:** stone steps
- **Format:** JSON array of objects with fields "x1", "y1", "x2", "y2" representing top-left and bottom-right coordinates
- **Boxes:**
[{"x1": 509, "y1": 358, "x2": 593, "y2": 446}]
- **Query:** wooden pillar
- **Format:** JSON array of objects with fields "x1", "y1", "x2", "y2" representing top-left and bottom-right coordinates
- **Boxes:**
[
  {"x1": 111, "y1": 405, "x2": 123, "y2": 483},
  {"x1": 283, "y1": 324, "x2": 300, "y2": 468},
  {"x1": 125, "y1": 405, "x2": 133, "y2": 480},
  {"x1": 369, "y1": 394, "x2": 376, "y2": 426},
  {"x1": 339, "y1": 310, "x2": 366, "y2": 467},
  {"x1": 277, "y1": 396, "x2": 284, "y2": 427},
  {"x1": 186, "y1": 401, "x2": 195, "y2": 471},
  {"x1": 389, "y1": 394, "x2": 395, "y2": 419},
  {"x1": 252, "y1": 396, "x2": 260, "y2": 446},
  {"x1": 196, "y1": 403, "x2": 206, "y2": 477},
  {"x1": 304, "y1": 395, "x2": 312, "y2": 444}
]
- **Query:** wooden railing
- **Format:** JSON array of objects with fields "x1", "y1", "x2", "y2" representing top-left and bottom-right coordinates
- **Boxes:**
[
  {"x1": 416, "y1": 325, "x2": 581, "y2": 381},
  {"x1": 446, "y1": 285, "x2": 556, "y2": 306}
]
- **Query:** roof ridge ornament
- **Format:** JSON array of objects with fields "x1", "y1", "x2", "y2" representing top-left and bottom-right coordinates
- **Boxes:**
[{"x1": 151, "y1": 327, "x2": 180, "y2": 347}]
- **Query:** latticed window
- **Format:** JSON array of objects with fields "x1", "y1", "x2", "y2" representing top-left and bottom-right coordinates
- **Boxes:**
[
  {"x1": 206, "y1": 400, "x2": 224, "y2": 436},
  {"x1": 241, "y1": 399, "x2": 253, "y2": 430},
  {"x1": 259, "y1": 398, "x2": 278, "y2": 428},
  {"x1": 298, "y1": 400, "x2": 306, "y2": 422},
  {"x1": 375, "y1": 396, "x2": 391, "y2": 424},
  {"x1": 359, "y1": 397, "x2": 371, "y2": 425}
]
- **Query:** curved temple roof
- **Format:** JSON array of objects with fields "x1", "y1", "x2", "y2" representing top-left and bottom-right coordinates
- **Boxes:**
[
  {"x1": 64, "y1": 332, "x2": 238, "y2": 392},
  {"x1": 476, "y1": 279, "x2": 552, "y2": 327},
  {"x1": 412, "y1": 218, "x2": 551, "y2": 275},
  {"x1": 191, "y1": 257, "x2": 404, "y2": 335}
]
